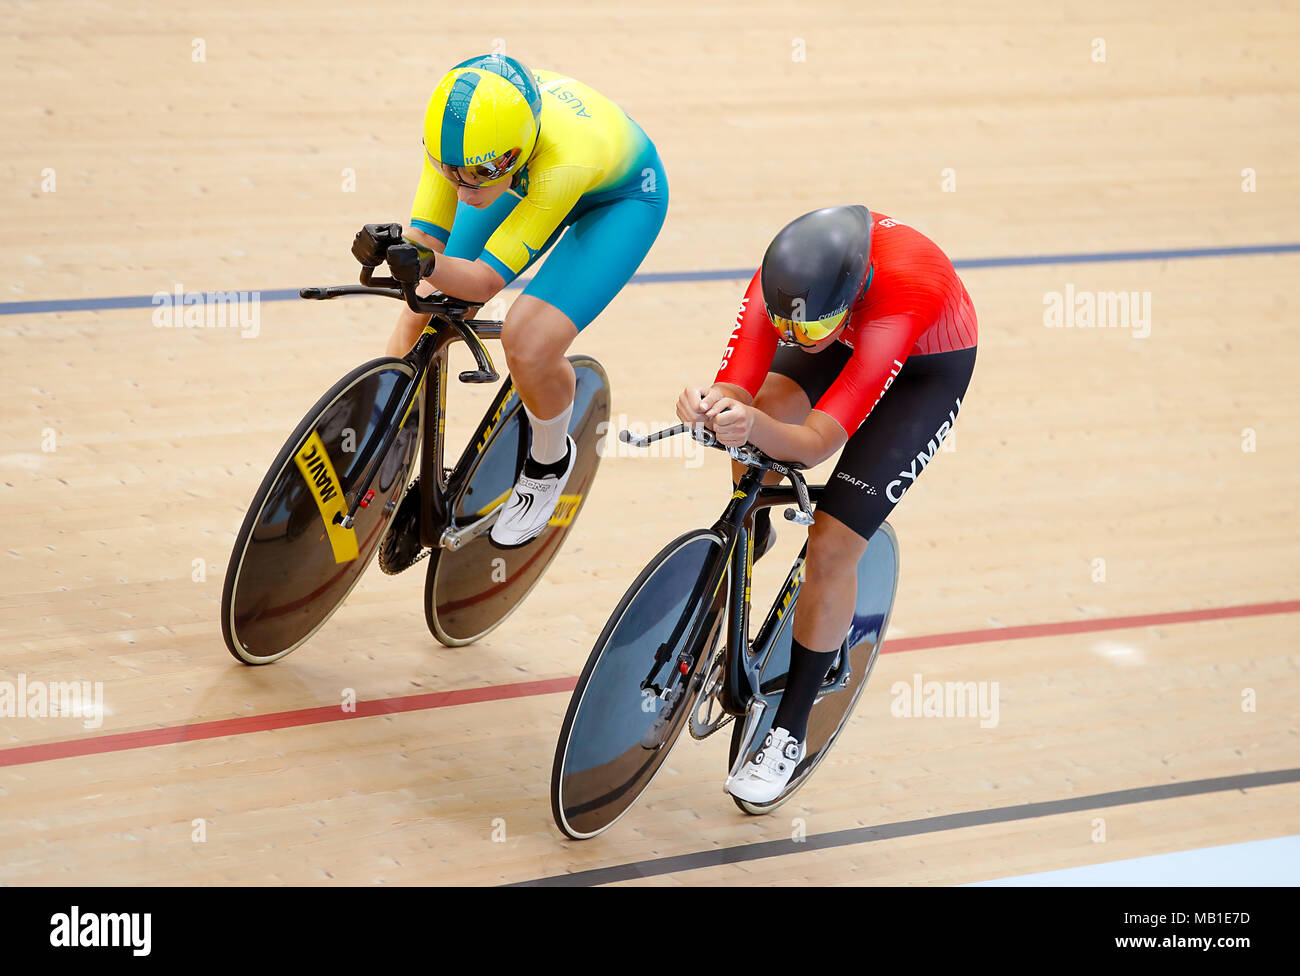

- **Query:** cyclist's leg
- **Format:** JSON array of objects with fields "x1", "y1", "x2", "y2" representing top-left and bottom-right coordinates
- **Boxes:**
[
  {"x1": 774, "y1": 346, "x2": 978, "y2": 740},
  {"x1": 490, "y1": 152, "x2": 669, "y2": 546},
  {"x1": 515, "y1": 172, "x2": 669, "y2": 339},
  {"x1": 762, "y1": 511, "x2": 870, "y2": 743},
  {"x1": 502, "y1": 147, "x2": 668, "y2": 413}
]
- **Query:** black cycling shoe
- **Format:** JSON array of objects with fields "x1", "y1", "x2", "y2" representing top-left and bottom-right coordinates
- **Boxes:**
[{"x1": 378, "y1": 478, "x2": 426, "y2": 575}]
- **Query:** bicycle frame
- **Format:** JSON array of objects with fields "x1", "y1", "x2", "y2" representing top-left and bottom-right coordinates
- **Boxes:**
[
  {"x1": 704, "y1": 470, "x2": 846, "y2": 706},
  {"x1": 408, "y1": 318, "x2": 506, "y2": 549},
  {"x1": 300, "y1": 260, "x2": 507, "y2": 551},
  {"x1": 635, "y1": 448, "x2": 844, "y2": 738}
]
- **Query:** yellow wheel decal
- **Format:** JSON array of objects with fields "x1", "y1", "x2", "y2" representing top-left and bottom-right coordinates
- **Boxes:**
[{"x1": 293, "y1": 432, "x2": 359, "y2": 563}]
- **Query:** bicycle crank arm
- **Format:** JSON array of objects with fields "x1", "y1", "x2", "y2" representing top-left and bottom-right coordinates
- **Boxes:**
[
  {"x1": 725, "y1": 698, "x2": 769, "y2": 785},
  {"x1": 817, "y1": 643, "x2": 853, "y2": 697},
  {"x1": 438, "y1": 507, "x2": 501, "y2": 551}
]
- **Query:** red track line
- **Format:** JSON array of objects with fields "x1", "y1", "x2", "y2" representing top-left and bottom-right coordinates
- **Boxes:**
[
  {"x1": 2, "y1": 599, "x2": 1296, "y2": 770},
  {"x1": 0, "y1": 677, "x2": 577, "y2": 768},
  {"x1": 882, "y1": 598, "x2": 1300, "y2": 652}
]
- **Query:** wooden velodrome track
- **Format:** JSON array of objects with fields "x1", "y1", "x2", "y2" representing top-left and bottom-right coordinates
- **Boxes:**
[{"x1": 2, "y1": 0, "x2": 1297, "y2": 886}]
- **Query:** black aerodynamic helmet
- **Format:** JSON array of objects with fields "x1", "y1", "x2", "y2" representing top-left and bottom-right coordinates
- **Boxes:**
[{"x1": 760, "y1": 205, "x2": 874, "y2": 347}]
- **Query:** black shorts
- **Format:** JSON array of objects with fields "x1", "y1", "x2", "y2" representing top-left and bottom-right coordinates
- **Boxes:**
[{"x1": 769, "y1": 344, "x2": 977, "y2": 540}]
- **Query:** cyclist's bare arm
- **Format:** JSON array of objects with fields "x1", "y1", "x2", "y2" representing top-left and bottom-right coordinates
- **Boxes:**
[
  {"x1": 742, "y1": 408, "x2": 846, "y2": 468},
  {"x1": 385, "y1": 227, "x2": 502, "y2": 357},
  {"x1": 423, "y1": 245, "x2": 506, "y2": 305}
]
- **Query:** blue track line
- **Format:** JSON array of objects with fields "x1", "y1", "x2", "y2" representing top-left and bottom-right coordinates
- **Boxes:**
[{"x1": 3, "y1": 241, "x2": 1297, "y2": 317}]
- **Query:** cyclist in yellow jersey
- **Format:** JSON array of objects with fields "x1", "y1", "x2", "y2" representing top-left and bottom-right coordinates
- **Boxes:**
[{"x1": 352, "y1": 54, "x2": 669, "y2": 547}]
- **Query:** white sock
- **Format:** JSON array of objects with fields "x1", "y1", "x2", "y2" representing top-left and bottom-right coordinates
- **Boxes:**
[{"x1": 524, "y1": 401, "x2": 573, "y2": 465}]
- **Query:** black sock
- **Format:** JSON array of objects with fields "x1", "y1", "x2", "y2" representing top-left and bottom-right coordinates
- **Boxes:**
[
  {"x1": 772, "y1": 638, "x2": 840, "y2": 742},
  {"x1": 523, "y1": 440, "x2": 571, "y2": 479}
]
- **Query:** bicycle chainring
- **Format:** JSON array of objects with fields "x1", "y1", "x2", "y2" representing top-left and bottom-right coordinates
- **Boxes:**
[
  {"x1": 689, "y1": 659, "x2": 733, "y2": 740},
  {"x1": 377, "y1": 478, "x2": 429, "y2": 575}
]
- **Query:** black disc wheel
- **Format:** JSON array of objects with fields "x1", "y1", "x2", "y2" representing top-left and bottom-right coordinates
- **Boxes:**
[
  {"x1": 728, "y1": 522, "x2": 899, "y2": 814},
  {"x1": 551, "y1": 529, "x2": 726, "y2": 840},
  {"x1": 221, "y1": 358, "x2": 422, "y2": 664},
  {"x1": 424, "y1": 355, "x2": 610, "y2": 646}
]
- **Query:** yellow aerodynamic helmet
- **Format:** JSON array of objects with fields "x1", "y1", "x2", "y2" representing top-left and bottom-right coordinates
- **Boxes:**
[{"x1": 423, "y1": 54, "x2": 543, "y2": 187}]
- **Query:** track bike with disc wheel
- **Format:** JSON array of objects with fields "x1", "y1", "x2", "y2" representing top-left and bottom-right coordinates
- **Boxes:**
[
  {"x1": 221, "y1": 244, "x2": 610, "y2": 664},
  {"x1": 550, "y1": 424, "x2": 898, "y2": 839}
]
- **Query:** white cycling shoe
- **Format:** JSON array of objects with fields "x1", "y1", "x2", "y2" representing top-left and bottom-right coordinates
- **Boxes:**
[
  {"x1": 725, "y1": 726, "x2": 806, "y2": 804},
  {"x1": 489, "y1": 436, "x2": 576, "y2": 549}
]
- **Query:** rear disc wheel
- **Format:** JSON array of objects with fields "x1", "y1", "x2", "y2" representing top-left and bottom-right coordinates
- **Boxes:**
[
  {"x1": 424, "y1": 355, "x2": 610, "y2": 646},
  {"x1": 729, "y1": 522, "x2": 900, "y2": 814}
]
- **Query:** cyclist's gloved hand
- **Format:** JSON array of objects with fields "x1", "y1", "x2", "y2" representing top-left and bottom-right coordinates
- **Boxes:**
[
  {"x1": 385, "y1": 242, "x2": 437, "y2": 284},
  {"x1": 351, "y1": 222, "x2": 405, "y2": 267}
]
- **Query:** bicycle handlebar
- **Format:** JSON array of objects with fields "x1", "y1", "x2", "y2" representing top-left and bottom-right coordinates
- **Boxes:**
[
  {"x1": 618, "y1": 424, "x2": 817, "y2": 525},
  {"x1": 297, "y1": 245, "x2": 500, "y2": 384}
]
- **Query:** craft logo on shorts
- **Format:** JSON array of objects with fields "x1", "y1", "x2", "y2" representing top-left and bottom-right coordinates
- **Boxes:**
[
  {"x1": 50, "y1": 906, "x2": 151, "y2": 956},
  {"x1": 834, "y1": 472, "x2": 877, "y2": 495}
]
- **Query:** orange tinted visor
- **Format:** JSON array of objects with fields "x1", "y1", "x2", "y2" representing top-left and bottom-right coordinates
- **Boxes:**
[{"x1": 770, "y1": 309, "x2": 849, "y2": 348}]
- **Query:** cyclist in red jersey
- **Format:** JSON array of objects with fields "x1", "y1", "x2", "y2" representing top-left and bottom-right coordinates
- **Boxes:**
[{"x1": 676, "y1": 206, "x2": 977, "y2": 803}]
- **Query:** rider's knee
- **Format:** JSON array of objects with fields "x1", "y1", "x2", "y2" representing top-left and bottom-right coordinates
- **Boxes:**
[
  {"x1": 500, "y1": 304, "x2": 563, "y2": 367},
  {"x1": 805, "y1": 514, "x2": 867, "y2": 575},
  {"x1": 499, "y1": 307, "x2": 537, "y2": 364}
]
